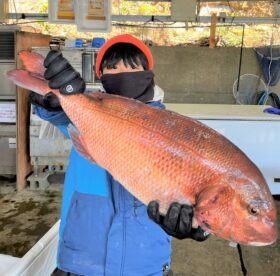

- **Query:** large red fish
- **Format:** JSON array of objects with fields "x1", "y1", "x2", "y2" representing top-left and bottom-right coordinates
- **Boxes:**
[{"x1": 7, "y1": 51, "x2": 278, "y2": 246}]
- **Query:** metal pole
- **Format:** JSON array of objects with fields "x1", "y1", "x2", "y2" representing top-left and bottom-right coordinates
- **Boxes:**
[{"x1": 236, "y1": 25, "x2": 245, "y2": 93}]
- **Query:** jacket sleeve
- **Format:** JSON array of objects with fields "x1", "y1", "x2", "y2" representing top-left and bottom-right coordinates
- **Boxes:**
[{"x1": 32, "y1": 105, "x2": 71, "y2": 139}]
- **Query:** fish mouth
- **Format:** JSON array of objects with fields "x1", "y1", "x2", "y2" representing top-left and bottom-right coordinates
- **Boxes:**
[
  {"x1": 227, "y1": 214, "x2": 278, "y2": 246},
  {"x1": 228, "y1": 236, "x2": 277, "y2": 246},
  {"x1": 229, "y1": 230, "x2": 278, "y2": 247},
  {"x1": 247, "y1": 241, "x2": 276, "y2": 246}
]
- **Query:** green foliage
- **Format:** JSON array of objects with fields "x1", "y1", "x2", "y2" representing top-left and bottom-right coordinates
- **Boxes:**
[
  {"x1": 13, "y1": 0, "x2": 279, "y2": 47},
  {"x1": 38, "y1": 2, "x2": 48, "y2": 13}
]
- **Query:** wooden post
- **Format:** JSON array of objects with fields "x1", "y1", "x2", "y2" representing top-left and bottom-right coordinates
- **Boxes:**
[
  {"x1": 209, "y1": 13, "x2": 217, "y2": 48},
  {"x1": 16, "y1": 32, "x2": 51, "y2": 191}
]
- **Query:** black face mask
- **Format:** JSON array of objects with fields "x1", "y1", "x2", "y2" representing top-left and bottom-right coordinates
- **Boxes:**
[{"x1": 100, "y1": 71, "x2": 155, "y2": 103}]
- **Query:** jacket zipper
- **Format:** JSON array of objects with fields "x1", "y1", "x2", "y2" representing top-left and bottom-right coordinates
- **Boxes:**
[
  {"x1": 120, "y1": 187, "x2": 126, "y2": 276},
  {"x1": 133, "y1": 197, "x2": 138, "y2": 217},
  {"x1": 120, "y1": 190, "x2": 138, "y2": 274}
]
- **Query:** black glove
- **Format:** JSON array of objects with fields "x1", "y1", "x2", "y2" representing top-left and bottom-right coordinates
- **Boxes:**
[
  {"x1": 29, "y1": 91, "x2": 62, "y2": 112},
  {"x1": 44, "y1": 50, "x2": 86, "y2": 95},
  {"x1": 147, "y1": 201, "x2": 209, "y2": 241}
]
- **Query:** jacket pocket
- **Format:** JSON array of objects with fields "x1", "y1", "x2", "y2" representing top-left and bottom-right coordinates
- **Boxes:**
[
  {"x1": 62, "y1": 191, "x2": 113, "y2": 252},
  {"x1": 59, "y1": 191, "x2": 115, "y2": 275}
]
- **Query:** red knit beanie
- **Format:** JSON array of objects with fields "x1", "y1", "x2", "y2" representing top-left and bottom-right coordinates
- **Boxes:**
[{"x1": 95, "y1": 34, "x2": 154, "y2": 78}]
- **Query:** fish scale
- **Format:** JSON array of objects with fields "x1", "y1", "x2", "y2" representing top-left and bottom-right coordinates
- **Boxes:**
[
  {"x1": 51, "y1": 89, "x2": 217, "y2": 212},
  {"x1": 6, "y1": 50, "x2": 278, "y2": 246},
  {"x1": 83, "y1": 93, "x2": 259, "y2": 189}
]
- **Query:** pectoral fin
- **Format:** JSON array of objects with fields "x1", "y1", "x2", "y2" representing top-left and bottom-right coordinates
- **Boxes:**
[{"x1": 67, "y1": 124, "x2": 96, "y2": 163}]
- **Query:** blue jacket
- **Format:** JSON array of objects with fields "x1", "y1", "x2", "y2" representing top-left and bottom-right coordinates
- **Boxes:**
[{"x1": 34, "y1": 100, "x2": 172, "y2": 276}]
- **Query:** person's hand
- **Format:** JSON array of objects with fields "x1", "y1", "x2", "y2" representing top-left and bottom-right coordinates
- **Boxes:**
[
  {"x1": 29, "y1": 91, "x2": 62, "y2": 112},
  {"x1": 44, "y1": 50, "x2": 86, "y2": 95},
  {"x1": 147, "y1": 201, "x2": 209, "y2": 241}
]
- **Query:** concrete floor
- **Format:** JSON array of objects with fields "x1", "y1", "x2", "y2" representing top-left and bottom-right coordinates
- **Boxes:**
[
  {"x1": 0, "y1": 176, "x2": 62, "y2": 258},
  {"x1": 0, "y1": 175, "x2": 279, "y2": 276}
]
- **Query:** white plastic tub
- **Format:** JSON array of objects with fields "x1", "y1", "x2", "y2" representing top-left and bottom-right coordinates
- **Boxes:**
[{"x1": 1, "y1": 221, "x2": 60, "y2": 276}]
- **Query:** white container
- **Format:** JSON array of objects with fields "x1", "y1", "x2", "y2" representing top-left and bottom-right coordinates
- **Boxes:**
[
  {"x1": 48, "y1": 0, "x2": 75, "y2": 24},
  {"x1": 75, "y1": 0, "x2": 111, "y2": 32},
  {"x1": 2, "y1": 221, "x2": 60, "y2": 276}
]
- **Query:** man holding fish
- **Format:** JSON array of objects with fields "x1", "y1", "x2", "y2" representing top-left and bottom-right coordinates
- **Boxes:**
[
  {"x1": 29, "y1": 34, "x2": 208, "y2": 276},
  {"x1": 7, "y1": 33, "x2": 277, "y2": 275}
]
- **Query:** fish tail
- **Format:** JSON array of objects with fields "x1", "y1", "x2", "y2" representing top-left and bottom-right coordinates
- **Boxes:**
[
  {"x1": 19, "y1": 51, "x2": 46, "y2": 78},
  {"x1": 6, "y1": 69, "x2": 59, "y2": 97}
]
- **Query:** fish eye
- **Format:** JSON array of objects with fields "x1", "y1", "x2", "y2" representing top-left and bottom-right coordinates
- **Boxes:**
[{"x1": 248, "y1": 205, "x2": 260, "y2": 215}]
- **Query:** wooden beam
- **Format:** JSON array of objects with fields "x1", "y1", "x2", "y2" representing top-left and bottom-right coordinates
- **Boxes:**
[
  {"x1": 209, "y1": 13, "x2": 217, "y2": 48},
  {"x1": 15, "y1": 32, "x2": 51, "y2": 191}
]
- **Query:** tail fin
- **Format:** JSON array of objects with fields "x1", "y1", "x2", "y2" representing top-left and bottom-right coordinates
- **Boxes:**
[
  {"x1": 19, "y1": 51, "x2": 45, "y2": 78},
  {"x1": 6, "y1": 69, "x2": 59, "y2": 97}
]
